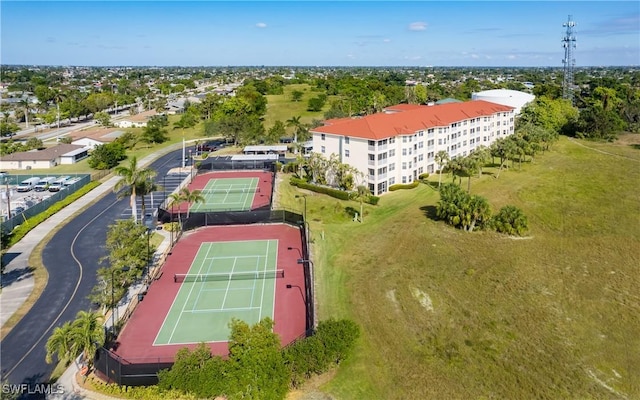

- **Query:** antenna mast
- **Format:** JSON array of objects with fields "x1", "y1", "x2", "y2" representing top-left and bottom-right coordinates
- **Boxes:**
[{"x1": 562, "y1": 15, "x2": 577, "y2": 104}]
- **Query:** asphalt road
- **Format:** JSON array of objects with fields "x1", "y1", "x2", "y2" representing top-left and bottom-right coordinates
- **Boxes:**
[{"x1": 0, "y1": 148, "x2": 189, "y2": 398}]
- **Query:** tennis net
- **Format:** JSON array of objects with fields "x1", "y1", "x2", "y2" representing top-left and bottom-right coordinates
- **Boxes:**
[
  {"x1": 174, "y1": 269, "x2": 284, "y2": 283},
  {"x1": 201, "y1": 187, "x2": 260, "y2": 194}
]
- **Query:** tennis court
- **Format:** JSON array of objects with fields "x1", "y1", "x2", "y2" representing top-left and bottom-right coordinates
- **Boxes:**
[
  {"x1": 154, "y1": 239, "x2": 280, "y2": 345},
  {"x1": 191, "y1": 177, "x2": 259, "y2": 212}
]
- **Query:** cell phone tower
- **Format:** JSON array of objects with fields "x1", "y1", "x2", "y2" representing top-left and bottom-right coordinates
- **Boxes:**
[{"x1": 562, "y1": 15, "x2": 577, "y2": 104}]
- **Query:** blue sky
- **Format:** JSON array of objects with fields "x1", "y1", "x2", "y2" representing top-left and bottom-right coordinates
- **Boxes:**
[{"x1": 1, "y1": 1, "x2": 638, "y2": 67}]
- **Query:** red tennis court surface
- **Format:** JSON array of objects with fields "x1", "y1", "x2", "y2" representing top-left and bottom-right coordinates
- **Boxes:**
[
  {"x1": 113, "y1": 224, "x2": 307, "y2": 362},
  {"x1": 169, "y1": 171, "x2": 273, "y2": 213}
]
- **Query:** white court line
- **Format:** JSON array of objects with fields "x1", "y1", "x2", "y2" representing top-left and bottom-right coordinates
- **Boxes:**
[
  {"x1": 190, "y1": 243, "x2": 218, "y2": 312},
  {"x1": 202, "y1": 255, "x2": 267, "y2": 260},
  {"x1": 220, "y1": 257, "x2": 238, "y2": 309},
  {"x1": 152, "y1": 243, "x2": 209, "y2": 345},
  {"x1": 248, "y1": 256, "x2": 259, "y2": 309},
  {"x1": 258, "y1": 240, "x2": 270, "y2": 321},
  {"x1": 185, "y1": 306, "x2": 262, "y2": 313},
  {"x1": 166, "y1": 243, "x2": 214, "y2": 344}
]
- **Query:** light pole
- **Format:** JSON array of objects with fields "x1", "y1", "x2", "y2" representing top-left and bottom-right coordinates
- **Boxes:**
[
  {"x1": 296, "y1": 258, "x2": 315, "y2": 331},
  {"x1": 110, "y1": 266, "x2": 130, "y2": 336},
  {"x1": 3, "y1": 176, "x2": 10, "y2": 219},
  {"x1": 295, "y1": 194, "x2": 308, "y2": 241}
]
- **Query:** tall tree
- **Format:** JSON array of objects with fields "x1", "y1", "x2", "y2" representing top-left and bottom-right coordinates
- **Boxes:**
[
  {"x1": 71, "y1": 311, "x2": 105, "y2": 368},
  {"x1": 45, "y1": 321, "x2": 77, "y2": 365},
  {"x1": 355, "y1": 185, "x2": 371, "y2": 222},
  {"x1": 179, "y1": 187, "x2": 205, "y2": 219},
  {"x1": 435, "y1": 150, "x2": 450, "y2": 188},
  {"x1": 114, "y1": 156, "x2": 156, "y2": 223}
]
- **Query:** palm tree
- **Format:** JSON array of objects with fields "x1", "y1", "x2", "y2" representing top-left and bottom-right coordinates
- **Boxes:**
[
  {"x1": 286, "y1": 116, "x2": 303, "y2": 153},
  {"x1": 471, "y1": 145, "x2": 489, "y2": 178},
  {"x1": 179, "y1": 187, "x2": 205, "y2": 219},
  {"x1": 435, "y1": 150, "x2": 450, "y2": 188},
  {"x1": 71, "y1": 311, "x2": 105, "y2": 368},
  {"x1": 52, "y1": 89, "x2": 66, "y2": 129},
  {"x1": 114, "y1": 156, "x2": 157, "y2": 223},
  {"x1": 355, "y1": 185, "x2": 371, "y2": 222},
  {"x1": 167, "y1": 192, "x2": 185, "y2": 229},
  {"x1": 18, "y1": 97, "x2": 30, "y2": 128},
  {"x1": 135, "y1": 180, "x2": 163, "y2": 224},
  {"x1": 45, "y1": 321, "x2": 78, "y2": 365}
]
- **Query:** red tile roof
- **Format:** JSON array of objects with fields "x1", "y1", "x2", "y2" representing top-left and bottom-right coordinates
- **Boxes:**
[{"x1": 312, "y1": 100, "x2": 514, "y2": 140}]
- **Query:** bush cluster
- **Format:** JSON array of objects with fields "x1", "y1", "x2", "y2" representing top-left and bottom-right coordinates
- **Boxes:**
[
  {"x1": 290, "y1": 177, "x2": 350, "y2": 200},
  {"x1": 389, "y1": 180, "x2": 420, "y2": 191},
  {"x1": 147, "y1": 318, "x2": 359, "y2": 400},
  {"x1": 284, "y1": 318, "x2": 360, "y2": 388},
  {"x1": 2, "y1": 181, "x2": 100, "y2": 249}
]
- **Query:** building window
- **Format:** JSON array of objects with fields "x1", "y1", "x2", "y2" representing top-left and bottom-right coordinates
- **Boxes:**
[
  {"x1": 389, "y1": 163, "x2": 395, "y2": 171},
  {"x1": 438, "y1": 139, "x2": 443, "y2": 145},
  {"x1": 402, "y1": 148, "x2": 407, "y2": 156},
  {"x1": 321, "y1": 146, "x2": 325, "y2": 153},
  {"x1": 389, "y1": 137, "x2": 395, "y2": 144},
  {"x1": 402, "y1": 136, "x2": 407, "y2": 143},
  {"x1": 389, "y1": 149, "x2": 395, "y2": 157},
  {"x1": 428, "y1": 128, "x2": 434, "y2": 134},
  {"x1": 389, "y1": 177, "x2": 395, "y2": 185},
  {"x1": 321, "y1": 134, "x2": 326, "y2": 141},
  {"x1": 345, "y1": 149, "x2": 350, "y2": 157},
  {"x1": 418, "y1": 154, "x2": 424, "y2": 161},
  {"x1": 345, "y1": 136, "x2": 350, "y2": 144},
  {"x1": 402, "y1": 162, "x2": 407, "y2": 170},
  {"x1": 369, "y1": 154, "x2": 375, "y2": 161},
  {"x1": 402, "y1": 176, "x2": 407, "y2": 184},
  {"x1": 377, "y1": 181, "x2": 387, "y2": 193},
  {"x1": 368, "y1": 168, "x2": 375, "y2": 177},
  {"x1": 368, "y1": 140, "x2": 375, "y2": 146}
]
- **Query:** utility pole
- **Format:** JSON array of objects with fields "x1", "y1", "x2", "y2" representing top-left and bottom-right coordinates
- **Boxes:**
[{"x1": 562, "y1": 15, "x2": 577, "y2": 105}]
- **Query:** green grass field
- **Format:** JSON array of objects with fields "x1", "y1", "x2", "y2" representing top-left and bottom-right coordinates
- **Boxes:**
[
  {"x1": 264, "y1": 83, "x2": 338, "y2": 132},
  {"x1": 278, "y1": 136, "x2": 640, "y2": 399}
]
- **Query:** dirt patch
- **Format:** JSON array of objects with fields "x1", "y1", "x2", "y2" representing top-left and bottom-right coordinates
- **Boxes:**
[
  {"x1": 614, "y1": 133, "x2": 640, "y2": 146},
  {"x1": 411, "y1": 287, "x2": 434, "y2": 312},
  {"x1": 287, "y1": 369, "x2": 337, "y2": 400}
]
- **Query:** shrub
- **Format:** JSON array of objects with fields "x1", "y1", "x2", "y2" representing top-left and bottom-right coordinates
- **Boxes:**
[
  {"x1": 419, "y1": 172, "x2": 430, "y2": 180},
  {"x1": 290, "y1": 177, "x2": 350, "y2": 200},
  {"x1": 389, "y1": 181, "x2": 420, "y2": 191},
  {"x1": 492, "y1": 205, "x2": 529, "y2": 236},
  {"x1": 365, "y1": 195, "x2": 380, "y2": 205},
  {"x1": 283, "y1": 318, "x2": 360, "y2": 388}
]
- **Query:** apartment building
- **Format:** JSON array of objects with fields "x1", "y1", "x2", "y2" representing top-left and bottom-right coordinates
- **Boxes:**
[{"x1": 310, "y1": 100, "x2": 516, "y2": 196}]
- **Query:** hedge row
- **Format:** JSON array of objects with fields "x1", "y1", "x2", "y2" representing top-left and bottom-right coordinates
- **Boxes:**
[
  {"x1": 2, "y1": 181, "x2": 101, "y2": 249},
  {"x1": 289, "y1": 177, "x2": 351, "y2": 200},
  {"x1": 389, "y1": 180, "x2": 420, "y2": 191}
]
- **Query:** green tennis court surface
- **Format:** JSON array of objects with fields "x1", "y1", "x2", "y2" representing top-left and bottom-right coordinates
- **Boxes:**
[
  {"x1": 154, "y1": 239, "x2": 279, "y2": 345},
  {"x1": 191, "y1": 177, "x2": 259, "y2": 212}
]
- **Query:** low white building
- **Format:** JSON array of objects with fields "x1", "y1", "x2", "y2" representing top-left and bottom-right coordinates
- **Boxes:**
[
  {"x1": 310, "y1": 100, "x2": 516, "y2": 196},
  {"x1": 0, "y1": 144, "x2": 89, "y2": 170},
  {"x1": 471, "y1": 89, "x2": 534, "y2": 115}
]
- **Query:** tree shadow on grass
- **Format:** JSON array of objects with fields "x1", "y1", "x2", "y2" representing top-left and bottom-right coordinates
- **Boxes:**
[
  {"x1": 630, "y1": 144, "x2": 640, "y2": 150},
  {"x1": 420, "y1": 205, "x2": 438, "y2": 221}
]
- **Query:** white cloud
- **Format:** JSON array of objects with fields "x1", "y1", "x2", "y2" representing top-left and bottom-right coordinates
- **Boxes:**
[
  {"x1": 383, "y1": 38, "x2": 391, "y2": 43},
  {"x1": 408, "y1": 22, "x2": 427, "y2": 31},
  {"x1": 256, "y1": 22, "x2": 267, "y2": 28},
  {"x1": 507, "y1": 55, "x2": 517, "y2": 60}
]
